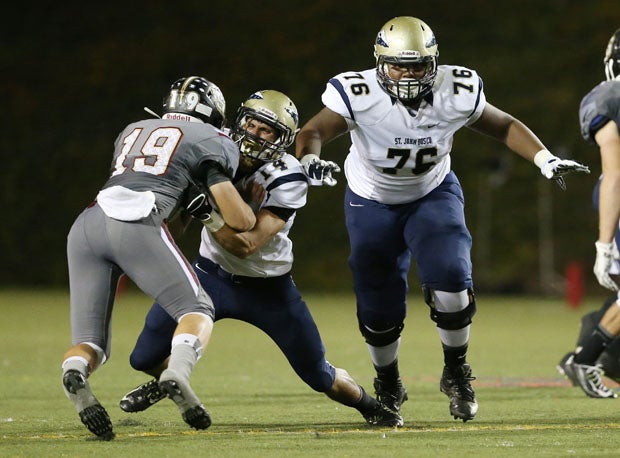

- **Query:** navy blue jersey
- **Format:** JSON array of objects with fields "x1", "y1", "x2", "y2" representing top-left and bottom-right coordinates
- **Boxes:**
[{"x1": 579, "y1": 80, "x2": 620, "y2": 144}]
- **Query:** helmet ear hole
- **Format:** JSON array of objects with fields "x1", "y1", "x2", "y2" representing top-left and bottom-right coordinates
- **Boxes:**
[{"x1": 163, "y1": 76, "x2": 226, "y2": 128}]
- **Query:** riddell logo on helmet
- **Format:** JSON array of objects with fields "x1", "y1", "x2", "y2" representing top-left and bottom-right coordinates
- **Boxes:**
[{"x1": 164, "y1": 113, "x2": 193, "y2": 121}]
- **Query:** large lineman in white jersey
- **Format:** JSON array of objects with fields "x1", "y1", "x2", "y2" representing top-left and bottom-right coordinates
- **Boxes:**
[
  {"x1": 323, "y1": 66, "x2": 485, "y2": 203},
  {"x1": 296, "y1": 16, "x2": 589, "y2": 424}
]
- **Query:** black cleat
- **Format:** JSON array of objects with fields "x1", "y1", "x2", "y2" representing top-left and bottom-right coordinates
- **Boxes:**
[
  {"x1": 159, "y1": 370, "x2": 211, "y2": 430},
  {"x1": 362, "y1": 401, "x2": 404, "y2": 427},
  {"x1": 373, "y1": 377, "x2": 408, "y2": 415},
  {"x1": 63, "y1": 370, "x2": 114, "y2": 440},
  {"x1": 120, "y1": 378, "x2": 166, "y2": 413},
  {"x1": 79, "y1": 405, "x2": 115, "y2": 440},
  {"x1": 440, "y1": 363, "x2": 478, "y2": 422}
]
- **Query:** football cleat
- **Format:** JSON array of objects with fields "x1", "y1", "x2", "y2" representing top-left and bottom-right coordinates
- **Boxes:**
[
  {"x1": 557, "y1": 352, "x2": 579, "y2": 386},
  {"x1": 373, "y1": 377, "x2": 408, "y2": 415},
  {"x1": 120, "y1": 378, "x2": 166, "y2": 413},
  {"x1": 362, "y1": 401, "x2": 404, "y2": 427},
  {"x1": 159, "y1": 368, "x2": 211, "y2": 430},
  {"x1": 62, "y1": 370, "x2": 114, "y2": 440},
  {"x1": 563, "y1": 354, "x2": 617, "y2": 399},
  {"x1": 440, "y1": 363, "x2": 478, "y2": 422}
]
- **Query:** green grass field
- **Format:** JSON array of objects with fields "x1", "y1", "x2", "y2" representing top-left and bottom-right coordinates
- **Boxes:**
[{"x1": 2, "y1": 289, "x2": 620, "y2": 457}]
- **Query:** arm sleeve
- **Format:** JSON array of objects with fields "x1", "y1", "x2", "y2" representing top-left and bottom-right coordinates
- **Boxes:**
[{"x1": 194, "y1": 160, "x2": 232, "y2": 188}]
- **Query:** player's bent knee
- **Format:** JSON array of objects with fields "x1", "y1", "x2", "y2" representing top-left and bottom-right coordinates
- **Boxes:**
[
  {"x1": 358, "y1": 320, "x2": 404, "y2": 347},
  {"x1": 129, "y1": 349, "x2": 162, "y2": 372},
  {"x1": 297, "y1": 360, "x2": 336, "y2": 392}
]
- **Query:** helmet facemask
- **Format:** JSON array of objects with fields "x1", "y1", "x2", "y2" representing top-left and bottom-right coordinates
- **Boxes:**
[
  {"x1": 230, "y1": 90, "x2": 299, "y2": 162},
  {"x1": 232, "y1": 111, "x2": 288, "y2": 162},
  {"x1": 376, "y1": 55, "x2": 437, "y2": 101},
  {"x1": 373, "y1": 16, "x2": 439, "y2": 103}
]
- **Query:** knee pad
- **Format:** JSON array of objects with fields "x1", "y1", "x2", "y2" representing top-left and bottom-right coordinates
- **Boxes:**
[
  {"x1": 358, "y1": 320, "x2": 405, "y2": 347},
  {"x1": 424, "y1": 287, "x2": 477, "y2": 330}
]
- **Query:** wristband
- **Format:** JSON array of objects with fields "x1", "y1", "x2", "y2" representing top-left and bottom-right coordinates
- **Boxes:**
[
  {"x1": 533, "y1": 149, "x2": 556, "y2": 169},
  {"x1": 202, "y1": 210, "x2": 225, "y2": 233}
]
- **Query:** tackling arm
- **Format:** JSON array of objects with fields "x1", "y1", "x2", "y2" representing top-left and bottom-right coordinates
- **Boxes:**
[
  {"x1": 211, "y1": 209, "x2": 286, "y2": 259},
  {"x1": 208, "y1": 181, "x2": 256, "y2": 232}
]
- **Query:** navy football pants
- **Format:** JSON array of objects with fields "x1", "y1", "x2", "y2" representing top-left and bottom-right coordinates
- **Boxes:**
[
  {"x1": 345, "y1": 171, "x2": 473, "y2": 330},
  {"x1": 130, "y1": 255, "x2": 336, "y2": 392}
]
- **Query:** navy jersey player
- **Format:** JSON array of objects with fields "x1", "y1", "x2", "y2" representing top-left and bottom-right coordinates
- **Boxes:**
[
  {"x1": 558, "y1": 29, "x2": 620, "y2": 399},
  {"x1": 119, "y1": 90, "x2": 403, "y2": 427},
  {"x1": 61, "y1": 76, "x2": 256, "y2": 439},
  {"x1": 295, "y1": 16, "x2": 590, "y2": 422}
]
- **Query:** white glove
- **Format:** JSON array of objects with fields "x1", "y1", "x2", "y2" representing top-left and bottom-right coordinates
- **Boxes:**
[
  {"x1": 534, "y1": 150, "x2": 590, "y2": 190},
  {"x1": 594, "y1": 241, "x2": 620, "y2": 291},
  {"x1": 300, "y1": 154, "x2": 341, "y2": 187}
]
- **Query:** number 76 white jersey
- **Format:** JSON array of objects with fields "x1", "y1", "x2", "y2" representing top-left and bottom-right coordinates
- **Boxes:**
[{"x1": 322, "y1": 65, "x2": 486, "y2": 204}]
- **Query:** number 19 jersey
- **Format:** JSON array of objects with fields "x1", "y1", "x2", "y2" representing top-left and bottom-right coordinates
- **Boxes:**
[{"x1": 322, "y1": 65, "x2": 486, "y2": 204}]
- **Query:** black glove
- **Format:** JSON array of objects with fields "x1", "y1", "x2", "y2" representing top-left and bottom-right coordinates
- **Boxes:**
[{"x1": 186, "y1": 188, "x2": 213, "y2": 221}]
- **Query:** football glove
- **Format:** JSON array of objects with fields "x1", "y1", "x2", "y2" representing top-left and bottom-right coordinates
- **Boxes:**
[
  {"x1": 534, "y1": 150, "x2": 590, "y2": 190},
  {"x1": 300, "y1": 154, "x2": 341, "y2": 187},
  {"x1": 594, "y1": 241, "x2": 620, "y2": 291},
  {"x1": 186, "y1": 189, "x2": 225, "y2": 233}
]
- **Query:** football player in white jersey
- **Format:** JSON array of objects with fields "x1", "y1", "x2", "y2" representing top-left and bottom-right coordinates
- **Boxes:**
[
  {"x1": 295, "y1": 16, "x2": 590, "y2": 422},
  {"x1": 557, "y1": 29, "x2": 620, "y2": 399},
  {"x1": 119, "y1": 90, "x2": 404, "y2": 427}
]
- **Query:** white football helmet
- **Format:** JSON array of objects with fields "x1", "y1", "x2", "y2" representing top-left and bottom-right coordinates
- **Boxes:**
[
  {"x1": 374, "y1": 16, "x2": 439, "y2": 102},
  {"x1": 231, "y1": 90, "x2": 299, "y2": 162}
]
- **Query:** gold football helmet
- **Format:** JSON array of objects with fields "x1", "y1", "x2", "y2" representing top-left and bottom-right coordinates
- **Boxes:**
[
  {"x1": 374, "y1": 16, "x2": 439, "y2": 102},
  {"x1": 231, "y1": 90, "x2": 299, "y2": 161},
  {"x1": 604, "y1": 29, "x2": 620, "y2": 81}
]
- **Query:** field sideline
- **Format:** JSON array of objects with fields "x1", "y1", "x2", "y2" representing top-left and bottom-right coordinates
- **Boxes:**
[{"x1": 2, "y1": 289, "x2": 620, "y2": 456}]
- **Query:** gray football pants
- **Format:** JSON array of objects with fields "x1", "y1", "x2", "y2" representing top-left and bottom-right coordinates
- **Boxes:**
[{"x1": 66, "y1": 204, "x2": 214, "y2": 359}]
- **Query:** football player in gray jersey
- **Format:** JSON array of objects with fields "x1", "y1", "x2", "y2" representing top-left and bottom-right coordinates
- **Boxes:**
[
  {"x1": 557, "y1": 29, "x2": 620, "y2": 399},
  {"x1": 119, "y1": 90, "x2": 404, "y2": 427},
  {"x1": 295, "y1": 16, "x2": 590, "y2": 423},
  {"x1": 62, "y1": 76, "x2": 257, "y2": 439}
]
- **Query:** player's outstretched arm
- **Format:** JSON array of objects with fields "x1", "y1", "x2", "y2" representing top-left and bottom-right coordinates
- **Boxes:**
[
  {"x1": 469, "y1": 103, "x2": 589, "y2": 189},
  {"x1": 296, "y1": 108, "x2": 348, "y2": 186}
]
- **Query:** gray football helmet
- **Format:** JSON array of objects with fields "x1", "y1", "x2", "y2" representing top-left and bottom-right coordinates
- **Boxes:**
[
  {"x1": 604, "y1": 29, "x2": 620, "y2": 81},
  {"x1": 374, "y1": 16, "x2": 439, "y2": 102},
  {"x1": 231, "y1": 90, "x2": 299, "y2": 162},
  {"x1": 162, "y1": 76, "x2": 226, "y2": 128}
]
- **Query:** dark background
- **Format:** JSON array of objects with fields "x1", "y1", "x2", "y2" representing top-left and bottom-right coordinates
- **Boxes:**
[{"x1": 3, "y1": 0, "x2": 619, "y2": 295}]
